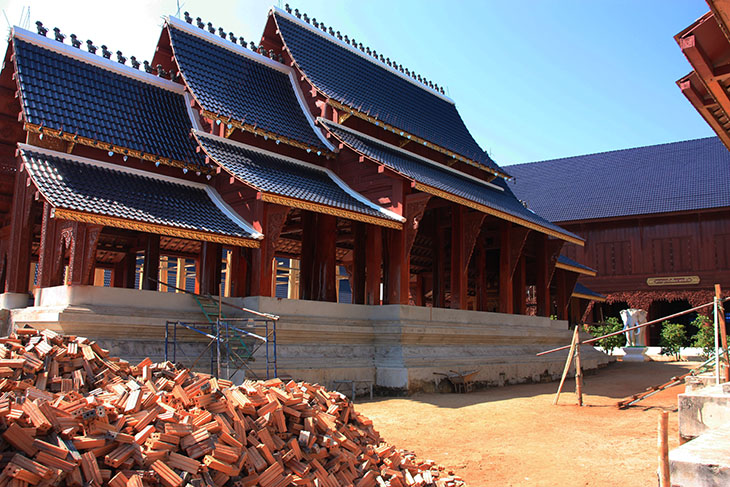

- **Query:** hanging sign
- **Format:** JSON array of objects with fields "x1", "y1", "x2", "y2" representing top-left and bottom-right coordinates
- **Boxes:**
[{"x1": 646, "y1": 276, "x2": 700, "y2": 286}]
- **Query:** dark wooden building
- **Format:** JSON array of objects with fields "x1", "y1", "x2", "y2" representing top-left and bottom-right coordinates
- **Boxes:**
[
  {"x1": 0, "y1": 8, "x2": 590, "y2": 318},
  {"x1": 510, "y1": 136, "x2": 730, "y2": 343}
]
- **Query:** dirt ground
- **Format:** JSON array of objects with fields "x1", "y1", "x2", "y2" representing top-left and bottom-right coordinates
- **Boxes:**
[{"x1": 355, "y1": 360, "x2": 697, "y2": 487}]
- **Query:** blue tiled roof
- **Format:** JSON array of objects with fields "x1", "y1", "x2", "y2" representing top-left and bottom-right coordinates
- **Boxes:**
[
  {"x1": 12, "y1": 35, "x2": 205, "y2": 169},
  {"x1": 557, "y1": 255, "x2": 596, "y2": 274},
  {"x1": 20, "y1": 147, "x2": 257, "y2": 240},
  {"x1": 194, "y1": 132, "x2": 401, "y2": 224},
  {"x1": 508, "y1": 137, "x2": 730, "y2": 222},
  {"x1": 573, "y1": 283, "x2": 606, "y2": 300},
  {"x1": 272, "y1": 9, "x2": 504, "y2": 175},
  {"x1": 167, "y1": 20, "x2": 329, "y2": 152},
  {"x1": 321, "y1": 120, "x2": 581, "y2": 243}
]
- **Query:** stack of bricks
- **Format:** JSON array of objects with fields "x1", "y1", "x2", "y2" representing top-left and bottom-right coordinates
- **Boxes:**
[{"x1": 0, "y1": 329, "x2": 466, "y2": 487}]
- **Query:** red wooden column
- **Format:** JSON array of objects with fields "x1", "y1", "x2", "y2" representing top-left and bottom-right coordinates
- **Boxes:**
[
  {"x1": 37, "y1": 202, "x2": 64, "y2": 288},
  {"x1": 385, "y1": 228, "x2": 408, "y2": 305},
  {"x1": 198, "y1": 241, "x2": 222, "y2": 295},
  {"x1": 536, "y1": 235, "x2": 550, "y2": 316},
  {"x1": 228, "y1": 247, "x2": 249, "y2": 298},
  {"x1": 313, "y1": 214, "x2": 337, "y2": 302},
  {"x1": 300, "y1": 212, "x2": 337, "y2": 302},
  {"x1": 555, "y1": 269, "x2": 567, "y2": 321},
  {"x1": 141, "y1": 234, "x2": 160, "y2": 290},
  {"x1": 365, "y1": 225, "x2": 382, "y2": 305},
  {"x1": 431, "y1": 209, "x2": 446, "y2": 308},
  {"x1": 57, "y1": 221, "x2": 102, "y2": 287},
  {"x1": 352, "y1": 222, "x2": 366, "y2": 305},
  {"x1": 476, "y1": 236, "x2": 488, "y2": 311},
  {"x1": 5, "y1": 167, "x2": 36, "y2": 294},
  {"x1": 513, "y1": 255, "x2": 527, "y2": 314},
  {"x1": 499, "y1": 222, "x2": 513, "y2": 313},
  {"x1": 250, "y1": 204, "x2": 289, "y2": 297},
  {"x1": 450, "y1": 207, "x2": 465, "y2": 309}
]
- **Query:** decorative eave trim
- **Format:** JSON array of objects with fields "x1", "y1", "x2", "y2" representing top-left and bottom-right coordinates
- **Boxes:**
[
  {"x1": 12, "y1": 26, "x2": 185, "y2": 93},
  {"x1": 325, "y1": 99, "x2": 509, "y2": 179},
  {"x1": 270, "y1": 6, "x2": 453, "y2": 102},
  {"x1": 51, "y1": 208, "x2": 259, "y2": 248},
  {"x1": 555, "y1": 261, "x2": 596, "y2": 277},
  {"x1": 22, "y1": 123, "x2": 212, "y2": 175},
  {"x1": 320, "y1": 118, "x2": 504, "y2": 192},
  {"x1": 200, "y1": 110, "x2": 335, "y2": 158},
  {"x1": 260, "y1": 193, "x2": 402, "y2": 230},
  {"x1": 165, "y1": 15, "x2": 335, "y2": 153},
  {"x1": 572, "y1": 292, "x2": 606, "y2": 302},
  {"x1": 193, "y1": 130, "x2": 404, "y2": 226},
  {"x1": 18, "y1": 143, "x2": 262, "y2": 242},
  {"x1": 413, "y1": 182, "x2": 584, "y2": 246}
]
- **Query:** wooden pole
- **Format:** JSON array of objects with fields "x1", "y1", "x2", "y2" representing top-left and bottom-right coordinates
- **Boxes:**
[
  {"x1": 658, "y1": 411, "x2": 670, "y2": 487},
  {"x1": 575, "y1": 332, "x2": 583, "y2": 407},
  {"x1": 553, "y1": 326, "x2": 580, "y2": 405},
  {"x1": 715, "y1": 284, "x2": 729, "y2": 382}
]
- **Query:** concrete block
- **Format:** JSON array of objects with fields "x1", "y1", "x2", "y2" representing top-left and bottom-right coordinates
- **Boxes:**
[
  {"x1": 669, "y1": 422, "x2": 730, "y2": 486},
  {"x1": 679, "y1": 383, "x2": 730, "y2": 441},
  {"x1": 0, "y1": 293, "x2": 30, "y2": 310}
]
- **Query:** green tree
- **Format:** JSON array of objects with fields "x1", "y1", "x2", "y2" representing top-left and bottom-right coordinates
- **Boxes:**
[
  {"x1": 660, "y1": 321, "x2": 687, "y2": 360},
  {"x1": 589, "y1": 317, "x2": 626, "y2": 355},
  {"x1": 691, "y1": 314, "x2": 715, "y2": 359}
]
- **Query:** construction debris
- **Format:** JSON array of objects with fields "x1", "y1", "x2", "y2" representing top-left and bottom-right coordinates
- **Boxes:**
[{"x1": 0, "y1": 328, "x2": 465, "y2": 487}]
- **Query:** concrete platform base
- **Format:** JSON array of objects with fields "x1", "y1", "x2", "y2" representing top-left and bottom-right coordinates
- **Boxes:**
[
  {"x1": 10, "y1": 285, "x2": 615, "y2": 394},
  {"x1": 678, "y1": 382, "x2": 730, "y2": 441},
  {"x1": 0, "y1": 293, "x2": 30, "y2": 310},
  {"x1": 669, "y1": 423, "x2": 730, "y2": 486}
]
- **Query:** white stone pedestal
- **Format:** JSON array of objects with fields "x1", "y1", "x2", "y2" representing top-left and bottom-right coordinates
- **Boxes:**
[{"x1": 622, "y1": 346, "x2": 649, "y2": 362}]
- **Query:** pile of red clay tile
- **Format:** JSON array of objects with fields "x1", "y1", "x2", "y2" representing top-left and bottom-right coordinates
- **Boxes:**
[{"x1": 0, "y1": 328, "x2": 465, "y2": 487}]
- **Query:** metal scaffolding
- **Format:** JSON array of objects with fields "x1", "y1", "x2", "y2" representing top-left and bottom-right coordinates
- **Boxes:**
[{"x1": 152, "y1": 278, "x2": 279, "y2": 380}]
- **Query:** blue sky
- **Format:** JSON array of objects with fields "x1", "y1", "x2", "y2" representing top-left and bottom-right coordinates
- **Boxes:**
[{"x1": 0, "y1": 0, "x2": 712, "y2": 165}]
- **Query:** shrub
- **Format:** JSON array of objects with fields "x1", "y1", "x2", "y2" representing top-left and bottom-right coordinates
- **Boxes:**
[
  {"x1": 691, "y1": 314, "x2": 715, "y2": 359},
  {"x1": 589, "y1": 317, "x2": 626, "y2": 355},
  {"x1": 660, "y1": 321, "x2": 687, "y2": 360}
]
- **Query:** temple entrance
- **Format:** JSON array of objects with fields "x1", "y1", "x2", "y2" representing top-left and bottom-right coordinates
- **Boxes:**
[{"x1": 647, "y1": 299, "x2": 696, "y2": 347}]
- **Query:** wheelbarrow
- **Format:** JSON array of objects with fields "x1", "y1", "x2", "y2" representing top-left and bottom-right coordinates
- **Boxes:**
[{"x1": 434, "y1": 369, "x2": 480, "y2": 393}]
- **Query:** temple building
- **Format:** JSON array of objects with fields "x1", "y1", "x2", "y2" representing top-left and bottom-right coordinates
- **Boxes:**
[
  {"x1": 509, "y1": 136, "x2": 730, "y2": 345},
  {"x1": 0, "y1": 7, "x2": 610, "y2": 390}
]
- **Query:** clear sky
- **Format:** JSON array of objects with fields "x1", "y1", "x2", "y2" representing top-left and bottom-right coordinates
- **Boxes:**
[{"x1": 0, "y1": 0, "x2": 713, "y2": 165}]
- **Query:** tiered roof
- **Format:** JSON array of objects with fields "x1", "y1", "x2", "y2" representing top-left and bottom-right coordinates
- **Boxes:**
[
  {"x1": 556, "y1": 255, "x2": 596, "y2": 276},
  {"x1": 165, "y1": 16, "x2": 333, "y2": 154},
  {"x1": 270, "y1": 7, "x2": 508, "y2": 177},
  {"x1": 11, "y1": 27, "x2": 205, "y2": 172},
  {"x1": 509, "y1": 137, "x2": 730, "y2": 223},
  {"x1": 320, "y1": 120, "x2": 582, "y2": 245},
  {"x1": 194, "y1": 131, "x2": 403, "y2": 228},
  {"x1": 20, "y1": 145, "x2": 260, "y2": 247}
]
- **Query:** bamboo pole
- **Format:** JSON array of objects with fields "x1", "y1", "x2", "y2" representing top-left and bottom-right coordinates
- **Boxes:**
[
  {"x1": 553, "y1": 326, "x2": 579, "y2": 406},
  {"x1": 658, "y1": 411, "x2": 670, "y2": 487},
  {"x1": 716, "y1": 284, "x2": 729, "y2": 382},
  {"x1": 575, "y1": 334, "x2": 583, "y2": 407}
]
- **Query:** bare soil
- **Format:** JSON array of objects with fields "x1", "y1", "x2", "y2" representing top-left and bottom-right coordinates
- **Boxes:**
[{"x1": 355, "y1": 360, "x2": 697, "y2": 487}]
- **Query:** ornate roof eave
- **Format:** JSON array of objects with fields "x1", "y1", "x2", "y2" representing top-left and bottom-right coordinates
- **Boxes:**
[
  {"x1": 572, "y1": 290, "x2": 606, "y2": 303},
  {"x1": 199, "y1": 109, "x2": 336, "y2": 159},
  {"x1": 555, "y1": 261, "x2": 596, "y2": 277},
  {"x1": 192, "y1": 130, "x2": 404, "y2": 230},
  {"x1": 322, "y1": 122, "x2": 583, "y2": 246},
  {"x1": 267, "y1": 10, "x2": 509, "y2": 181},
  {"x1": 163, "y1": 16, "x2": 336, "y2": 158},
  {"x1": 326, "y1": 99, "x2": 510, "y2": 180},
  {"x1": 23, "y1": 123, "x2": 212, "y2": 175},
  {"x1": 51, "y1": 208, "x2": 259, "y2": 248}
]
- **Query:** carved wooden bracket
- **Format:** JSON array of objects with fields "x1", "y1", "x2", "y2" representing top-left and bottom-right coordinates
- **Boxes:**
[
  {"x1": 547, "y1": 239, "x2": 564, "y2": 284},
  {"x1": 404, "y1": 193, "x2": 431, "y2": 257},
  {"x1": 509, "y1": 227, "x2": 530, "y2": 279},
  {"x1": 461, "y1": 211, "x2": 486, "y2": 273}
]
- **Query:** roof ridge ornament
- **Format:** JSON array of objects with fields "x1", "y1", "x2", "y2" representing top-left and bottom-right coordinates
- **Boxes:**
[
  {"x1": 279, "y1": 4, "x2": 447, "y2": 95},
  {"x1": 35, "y1": 21, "x2": 47, "y2": 36}
]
